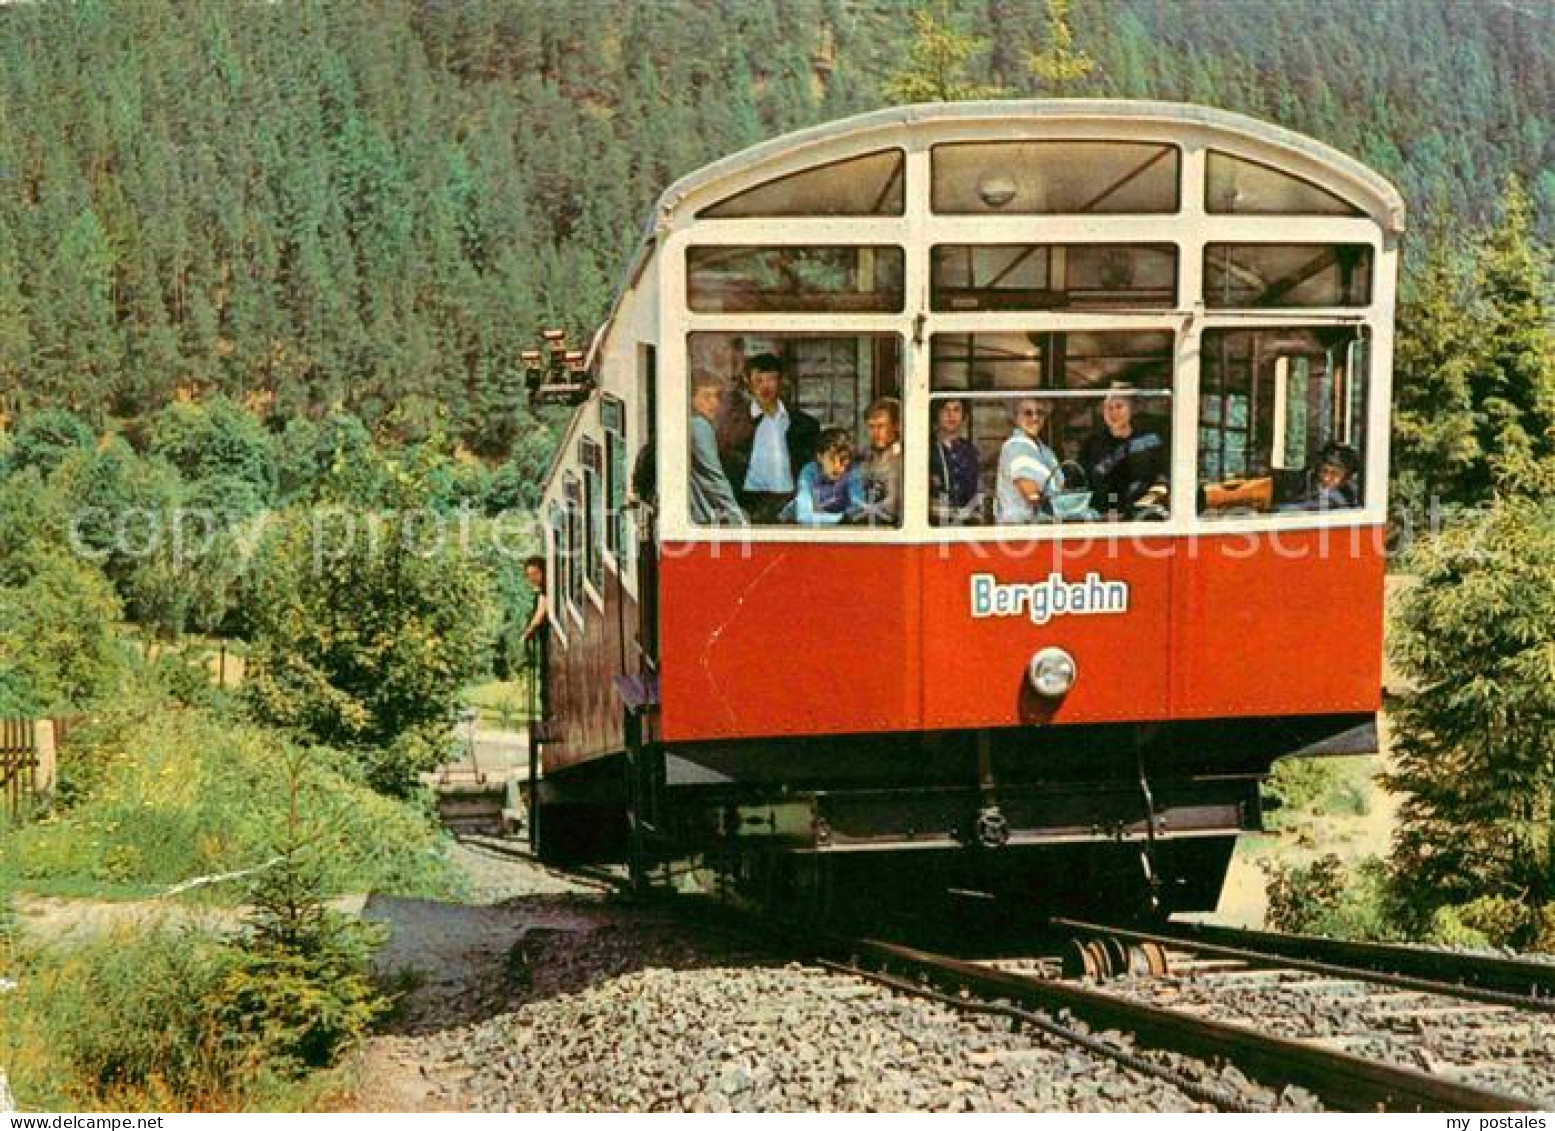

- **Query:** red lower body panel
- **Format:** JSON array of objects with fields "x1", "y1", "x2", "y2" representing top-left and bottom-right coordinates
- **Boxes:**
[{"x1": 657, "y1": 529, "x2": 1385, "y2": 743}]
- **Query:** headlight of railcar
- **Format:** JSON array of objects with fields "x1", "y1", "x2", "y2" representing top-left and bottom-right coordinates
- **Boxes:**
[{"x1": 1027, "y1": 646, "x2": 1077, "y2": 698}]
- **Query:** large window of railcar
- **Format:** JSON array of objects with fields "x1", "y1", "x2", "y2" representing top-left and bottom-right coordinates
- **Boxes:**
[
  {"x1": 928, "y1": 330, "x2": 1174, "y2": 526},
  {"x1": 683, "y1": 333, "x2": 904, "y2": 529},
  {"x1": 580, "y1": 437, "x2": 604, "y2": 595},
  {"x1": 600, "y1": 396, "x2": 629, "y2": 571},
  {"x1": 931, "y1": 141, "x2": 1180, "y2": 214},
  {"x1": 931, "y1": 244, "x2": 1177, "y2": 311},
  {"x1": 561, "y1": 474, "x2": 583, "y2": 623},
  {"x1": 1198, "y1": 327, "x2": 1368, "y2": 517},
  {"x1": 696, "y1": 149, "x2": 905, "y2": 218},
  {"x1": 687, "y1": 246, "x2": 905, "y2": 313}
]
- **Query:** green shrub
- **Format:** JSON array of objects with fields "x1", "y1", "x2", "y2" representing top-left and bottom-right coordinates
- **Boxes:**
[
  {"x1": 1427, "y1": 895, "x2": 1531, "y2": 949},
  {"x1": 244, "y1": 505, "x2": 494, "y2": 794},
  {"x1": 218, "y1": 753, "x2": 390, "y2": 1076},
  {"x1": 1534, "y1": 905, "x2": 1555, "y2": 954},
  {"x1": 1263, "y1": 853, "x2": 1399, "y2": 941},
  {"x1": 0, "y1": 549, "x2": 127, "y2": 715},
  {"x1": 9, "y1": 703, "x2": 463, "y2": 901},
  {"x1": 4, "y1": 924, "x2": 353, "y2": 1111},
  {"x1": 4, "y1": 409, "x2": 94, "y2": 478},
  {"x1": 6, "y1": 926, "x2": 241, "y2": 1109},
  {"x1": 149, "y1": 397, "x2": 277, "y2": 499},
  {"x1": 1264, "y1": 757, "x2": 1342, "y2": 814}
]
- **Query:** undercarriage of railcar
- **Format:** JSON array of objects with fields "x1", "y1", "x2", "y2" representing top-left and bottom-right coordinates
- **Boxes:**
[{"x1": 532, "y1": 711, "x2": 1376, "y2": 920}]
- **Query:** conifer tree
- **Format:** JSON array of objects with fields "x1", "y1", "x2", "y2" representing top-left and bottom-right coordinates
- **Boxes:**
[
  {"x1": 884, "y1": 0, "x2": 1007, "y2": 104},
  {"x1": 1386, "y1": 479, "x2": 1555, "y2": 946},
  {"x1": 1391, "y1": 220, "x2": 1480, "y2": 515},
  {"x1": 1469, "y1": 177, "x2": 1555, "y2": 497},
  {"x1": 1028, "y1": 0, "x2": 1095, "y2": 95}
]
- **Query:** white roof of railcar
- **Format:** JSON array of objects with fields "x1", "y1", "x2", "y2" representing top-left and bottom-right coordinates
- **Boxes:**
[{"x1": 584, "y1": 98, "x2": 1406, "y2": 370}]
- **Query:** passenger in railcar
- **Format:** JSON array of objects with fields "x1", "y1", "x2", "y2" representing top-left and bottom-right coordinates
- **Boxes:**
[
  {"x1": 1275, "y1": 441, "x2": 1359, "y2": 513},
  {"x1": 929, "y1": 397, "x2": 981, "y2": 524},
  {"x1": 783, "y1": 427, "x2": 865, "y2": 526},
  {"x1": 717, "y1": 352, "x2": 820, "y2": 524},
  {"x1": 1313, "y1": 443, "x2": 1360, "y2": 509},
  {"x1": 857, "y1": 396, "x2": 903, "y2": 526},
  {"x1": 519, "y1": 555, "x2": 550, "y2": 713},
  {"x1": 687, "y1": 370, "x2": 747, "y2": 526},
  {"x1": 995, "y1": 398, "x2": 1063, "y2": 523},
  {"x1": 1081, "y1": 385, "x2": 1169, "y2": 518}
]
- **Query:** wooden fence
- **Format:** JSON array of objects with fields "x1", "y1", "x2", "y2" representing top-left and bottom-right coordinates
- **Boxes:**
[{"x1": 1, "y1": 718, "x2": 56, "y2": 822}]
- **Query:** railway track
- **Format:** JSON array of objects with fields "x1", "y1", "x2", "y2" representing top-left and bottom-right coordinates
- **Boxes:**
[
  {"x1": 827, "y1": 934, "x2": 1542, "y2": 1113},
  {"x1": 457, "y1": 836, "x2": 1550, "y2": 1111},
  {"x1": 1056, "y1": 917, "x2": 1555, "y2": 1006}
]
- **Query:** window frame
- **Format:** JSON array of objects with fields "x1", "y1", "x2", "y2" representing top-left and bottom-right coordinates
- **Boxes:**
[
  {"x1": 927, "y1": 327, "x2": 1178, "y2": 527},
  {"x1": 656, "y1": 121, "x2": 1394, "y2": 544},
  {"x1": 600, "y1": 394, "x2": 629, "y2": 570},
  {"x1": 929, "y1": 140, "x2": 1183, "y2": 216},
  {"x1": 579, "y1": 436, "x2": 604, "y2": 602},
  {"x1": 1204, "y1": 149, "x2": 1365, "y2": 218},
  {"x1": 1195, "y1": 323, "x2": 1372, "y2": 519}
]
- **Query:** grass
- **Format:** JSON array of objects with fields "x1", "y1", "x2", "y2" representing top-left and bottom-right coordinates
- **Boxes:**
[
  {"x1": 3, "y1": 702, "x2": 465, "y2": 903},
  {"x1": 122, "y1": 628, "x2": 250, "y2": 689},
  {"x1": 1264, "y1": 753, "x2": 1376, "y2": 832},
  {"x1": 2, "y1": 924, "x2": 354, "y2": 1112},
  {"x1": 463, "y1": 676, "x2": 536, "y2": 731}
]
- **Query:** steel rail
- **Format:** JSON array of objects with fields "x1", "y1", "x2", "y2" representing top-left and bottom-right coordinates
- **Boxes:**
[
  {"x1": 820, "y1": 957, "x2": 1266, "y2": 1113},
  {"x1": 844, "y1": 936, "x2": 1538, "y2": 1112},
  {"x1": 1053, "y1": 916, "x2": 1555, "y2": 1014}
]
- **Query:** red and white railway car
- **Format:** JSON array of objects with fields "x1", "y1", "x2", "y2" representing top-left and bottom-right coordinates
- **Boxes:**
[{"x1": 533, "y1": 100, "x2": 1403, "y2": 915}]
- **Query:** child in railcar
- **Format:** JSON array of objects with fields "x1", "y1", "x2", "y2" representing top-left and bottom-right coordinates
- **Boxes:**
[
  {"x1": 784, "y1": 427, "x2": 865, "y2": 525},
  {"x1": 856, "y1": 396, "x2": 903, "y2": 526},
  {"x1": 1313, "y1": 442, "x2": 1360, "y2": 509}
]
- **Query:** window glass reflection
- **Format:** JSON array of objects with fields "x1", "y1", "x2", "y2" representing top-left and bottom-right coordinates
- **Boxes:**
[
  {"x1": 929, "y1": 331, "x2": 1173, "y2": 525},
  {"x1": 698, "y1": 150, "x2": 905, "y2": 218},
  {"x1": 932, "y1": 142, "x2": 1179, "y2": 214},
  {"x1": 686, "y1": 334, "x2": 903, "y2": 528},
  {"x1": 1199, "y1": 327, "x2": 1367, "y2": 515},
  {"x1": 687, "y1": 246, "x2": 905, "y2": 313}
]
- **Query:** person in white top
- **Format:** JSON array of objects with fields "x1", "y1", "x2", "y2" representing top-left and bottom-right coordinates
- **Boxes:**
[
  {"x1": 995, "y1": 397, "x2": 1062, "y2": 524},
  {"x1": 717, "y1": 353, "x2": 820, "y2": 524}
]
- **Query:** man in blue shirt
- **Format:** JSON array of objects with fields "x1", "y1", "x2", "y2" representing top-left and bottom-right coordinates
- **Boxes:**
[{"x1": 717, "y1": 353, "x2": 820, "y2": 524}]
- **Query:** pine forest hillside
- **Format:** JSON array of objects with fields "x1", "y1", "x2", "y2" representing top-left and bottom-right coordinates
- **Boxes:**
[{"x1": 0, "y1": 0, "x2": 1549, "y2": 454}]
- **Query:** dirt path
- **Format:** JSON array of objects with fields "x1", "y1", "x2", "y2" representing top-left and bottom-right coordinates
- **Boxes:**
[{"x1": 347, "y1": 841, "x2": 613, "y2": 1112}]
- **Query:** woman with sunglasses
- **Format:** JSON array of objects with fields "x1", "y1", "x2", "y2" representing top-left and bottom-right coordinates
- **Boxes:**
[{"x1": 995, "y1": 397, "x2": 1063, "y2": 524}]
